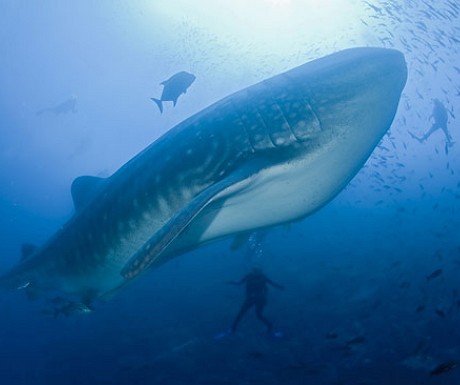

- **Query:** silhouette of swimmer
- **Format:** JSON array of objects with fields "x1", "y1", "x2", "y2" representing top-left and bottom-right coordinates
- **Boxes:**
[
  {"x1": 228, "y1": 267, "x2": 284, "y2": 334},
  {"x1": 409, "y1": 99, "x2": 453, "y2": 145},
  {"x1": 36, "y1": 95, "x2": 77, "y2": 116}
]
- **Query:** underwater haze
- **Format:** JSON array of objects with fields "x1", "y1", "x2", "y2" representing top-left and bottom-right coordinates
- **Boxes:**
[{"x1": 0, "y1": 1, "x2": 459, "y2": 384}]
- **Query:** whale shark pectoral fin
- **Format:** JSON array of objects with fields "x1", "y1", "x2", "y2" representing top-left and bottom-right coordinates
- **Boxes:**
[
  {"x1": 229, "y1": 232, "x2": 252, "y2": 251},
  {"x1": 121, "y1": 174, "x2": 245, "y2": 280}
]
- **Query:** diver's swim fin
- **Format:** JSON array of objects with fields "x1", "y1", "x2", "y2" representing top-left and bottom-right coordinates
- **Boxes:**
[{"x1": 150, "y1": 98, "x2": 163, "y2": 113}]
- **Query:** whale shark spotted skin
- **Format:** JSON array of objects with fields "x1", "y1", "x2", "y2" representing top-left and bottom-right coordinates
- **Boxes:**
[{"x1": 1, "y1": 47, "x2": 407, "y2": 302}]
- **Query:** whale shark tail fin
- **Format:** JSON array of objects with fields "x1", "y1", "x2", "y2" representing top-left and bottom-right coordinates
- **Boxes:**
[{"x1": 151, "y1": 98, "x2": 163, "y2": 113}]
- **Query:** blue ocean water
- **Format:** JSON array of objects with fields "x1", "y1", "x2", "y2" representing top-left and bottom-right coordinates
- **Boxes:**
[{"x1": 0, "y1": 1, "x2": 459, "y2": 384}]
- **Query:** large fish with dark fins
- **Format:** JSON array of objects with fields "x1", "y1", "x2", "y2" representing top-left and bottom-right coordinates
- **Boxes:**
[
  {"x1": 0, "y1": 47, "x2": 407, "y2": 306},
  {"x1": 151, "y1": 71, "x2": 196, "y2": 113}
]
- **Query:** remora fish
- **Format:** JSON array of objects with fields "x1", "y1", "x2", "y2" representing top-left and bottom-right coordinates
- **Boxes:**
[
  {"x1": 150, "y1": 71, "x2": 196, "y2": 113},
  {"x1": 0, "y1": 47, "x2": 407, "y2": 304}
]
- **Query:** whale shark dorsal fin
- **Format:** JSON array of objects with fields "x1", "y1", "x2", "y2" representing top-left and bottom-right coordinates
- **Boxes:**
[{"x1": 71, "y1": 176, "x2": 107, "y2": 211}]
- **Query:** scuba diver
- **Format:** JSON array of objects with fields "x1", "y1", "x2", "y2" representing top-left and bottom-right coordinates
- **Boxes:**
[
  {"x1": 228, "y1": 267, "x2": 284, "y2": 334},
  {"x1": 409, "y1": 98, "x2": 453, "y2": 145}
]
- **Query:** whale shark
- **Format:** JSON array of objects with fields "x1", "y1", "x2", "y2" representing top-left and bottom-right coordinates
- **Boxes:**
[{"x1": 0, "y1": 47, "x2": 407, "y2": 305}]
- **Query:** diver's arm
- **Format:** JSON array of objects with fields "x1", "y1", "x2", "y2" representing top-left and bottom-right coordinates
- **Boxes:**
[
  {"x1": 227, "y1": 276, "x2": 247, "y2": 285},
  {"x1": 266, "y1": 278, "x2": 284, "y2": 290}
]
